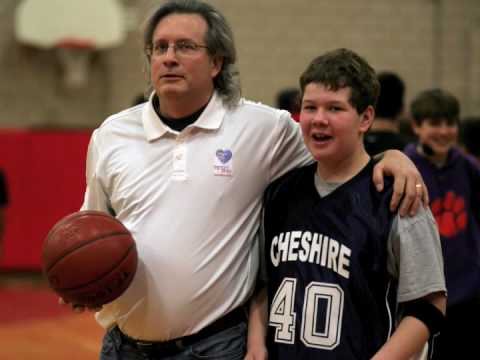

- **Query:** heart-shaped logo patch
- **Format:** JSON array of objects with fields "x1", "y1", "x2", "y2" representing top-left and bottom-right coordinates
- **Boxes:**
[{"x1": 216, "y1": 149, "x2": 232, "y2": 164}]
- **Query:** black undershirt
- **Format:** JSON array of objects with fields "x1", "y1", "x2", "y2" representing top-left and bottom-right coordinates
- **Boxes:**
[{"x1": 152, "y1": 95, "x2": 207, "y2": 132}]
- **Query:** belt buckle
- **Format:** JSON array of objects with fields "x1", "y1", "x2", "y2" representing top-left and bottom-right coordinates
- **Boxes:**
[
  {"x1": 136, "y1": 339, "x2": 185, "y2": 354},
  {"x1": 135, "y1": 340, "x2": 155, "y2": 351}
]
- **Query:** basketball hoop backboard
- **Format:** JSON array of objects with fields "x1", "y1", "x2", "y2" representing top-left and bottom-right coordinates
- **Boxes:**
[{"x1": 14, "y1": 0, "x2": 127, "y2": 89}]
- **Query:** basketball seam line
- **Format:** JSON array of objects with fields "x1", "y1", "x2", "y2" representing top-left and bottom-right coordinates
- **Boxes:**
[
  {"x1": 46, "y1": 211, "x2": 125, "y2": 241},
  {"x1": 45, "y1": 231, "x2": 131, "y2": 272},
  {"x1": 52, "y1": 243, "x2": 135, "y2": 291}
]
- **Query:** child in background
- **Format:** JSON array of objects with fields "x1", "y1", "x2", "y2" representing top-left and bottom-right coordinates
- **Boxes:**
[
  {"x1": 404, "y1": 89, "x2": 480, "y2": 359},
  {"x1": 0, "y1": 170, "x2": 7, "y2": 259}
]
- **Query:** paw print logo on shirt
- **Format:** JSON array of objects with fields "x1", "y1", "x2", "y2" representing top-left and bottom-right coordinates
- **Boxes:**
[{"x1": 431, "y1": 191, "x2": 467, "y2": 238}]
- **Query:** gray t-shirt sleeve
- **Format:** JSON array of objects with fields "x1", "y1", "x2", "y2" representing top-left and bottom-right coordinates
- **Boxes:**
[{"x1": 387, "y1": 206, "x2": 447, "y2": 303}]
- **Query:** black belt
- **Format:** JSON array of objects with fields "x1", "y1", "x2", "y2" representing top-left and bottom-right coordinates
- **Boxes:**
[{"x1": 115, "y1": 307, "x2": 246, "y2": 354}]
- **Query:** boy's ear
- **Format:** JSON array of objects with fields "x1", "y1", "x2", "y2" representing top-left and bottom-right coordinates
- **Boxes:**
[{"x1": 359, "y1": 105, "x2": 375, "y2": 133}]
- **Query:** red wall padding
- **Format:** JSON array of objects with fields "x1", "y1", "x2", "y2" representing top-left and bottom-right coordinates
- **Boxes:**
[{"x1": 0, "y1": 129, "x2": 92, "y2": 270}]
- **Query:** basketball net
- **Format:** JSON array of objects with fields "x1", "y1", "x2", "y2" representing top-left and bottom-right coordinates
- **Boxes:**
[{"x1": 55, "y1": 39, "x2": 95, "y2": 90}]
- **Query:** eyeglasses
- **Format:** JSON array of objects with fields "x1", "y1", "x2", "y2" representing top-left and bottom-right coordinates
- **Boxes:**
[{"x1": 146, "y1": 40, "x2": 209, "y2": 58}]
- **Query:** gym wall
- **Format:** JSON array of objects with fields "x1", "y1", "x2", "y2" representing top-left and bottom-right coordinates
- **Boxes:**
[{"x1": 0, "y1": 0, "x2": 478, "y2": 128}]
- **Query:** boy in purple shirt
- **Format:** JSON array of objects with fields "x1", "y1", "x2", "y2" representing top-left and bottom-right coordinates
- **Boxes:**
[{"x1": 404, "y1": 88, "x2": 480, "y2": 359}]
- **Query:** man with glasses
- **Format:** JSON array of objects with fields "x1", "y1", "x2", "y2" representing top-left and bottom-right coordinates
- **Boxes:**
[{"x1": 75, "y1": 1, "x2": 427, "y2": 359}]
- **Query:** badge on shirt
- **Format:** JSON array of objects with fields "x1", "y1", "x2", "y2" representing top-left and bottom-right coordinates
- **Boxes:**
[
  {"x1": 213, "y1": 149, "x2": 233, "y2": 177},
  {"x1": 172, "y1": 144, "x2": 188, "y2": 181}
]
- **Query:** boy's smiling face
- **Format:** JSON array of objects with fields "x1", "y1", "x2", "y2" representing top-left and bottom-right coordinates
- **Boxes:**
[
  {"x1": 300, "y1": 83, "x2": 373, "y2": 165},
  {"x1": 412, "y1": 118, "x2": 458, "y2": 161}
]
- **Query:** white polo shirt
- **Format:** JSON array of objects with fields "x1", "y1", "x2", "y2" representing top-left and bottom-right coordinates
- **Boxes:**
[{"x1": 82, "y1": 92, "x2": 312, "y2": 341}]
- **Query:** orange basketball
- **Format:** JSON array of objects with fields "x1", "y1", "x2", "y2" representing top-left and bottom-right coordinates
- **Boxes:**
[{"x1": 42, "y1": 210, "x2": 137, "y2": 308}]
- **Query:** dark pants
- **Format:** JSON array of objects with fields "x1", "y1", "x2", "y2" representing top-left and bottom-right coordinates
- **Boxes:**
[
  {"x1": 100, "y1": 322, "x2": 247, "y2": 360},
  {"x1": 431, "y1": 299, "x2": 480, "y2": 359}
]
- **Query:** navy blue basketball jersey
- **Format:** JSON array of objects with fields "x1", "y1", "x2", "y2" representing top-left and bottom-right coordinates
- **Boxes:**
[{"x1": 264, "y1": 161, "x2": 397, "y2": 359}]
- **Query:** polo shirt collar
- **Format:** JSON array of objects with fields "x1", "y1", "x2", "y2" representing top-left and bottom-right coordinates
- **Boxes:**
[{"x1": 142, "y1": 91, "x2": 226, "y2": 142}]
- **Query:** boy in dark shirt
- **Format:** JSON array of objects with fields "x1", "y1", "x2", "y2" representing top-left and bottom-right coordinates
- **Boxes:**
[{"x1": 246, "y1": 49, "x2": 446, "y2": 360}]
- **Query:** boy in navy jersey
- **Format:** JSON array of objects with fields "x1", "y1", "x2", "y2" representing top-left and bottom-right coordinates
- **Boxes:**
[{"x1": 246, "y1": 49, "x2": 447, "y2": 360}]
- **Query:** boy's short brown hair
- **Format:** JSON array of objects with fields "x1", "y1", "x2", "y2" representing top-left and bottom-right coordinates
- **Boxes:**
[
  {"x1": 299, "y1": 48, "x2": 380, "y2": 114},
  {"x1": 410, "y1": 88, "x2": 460, "y2": 125}
]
